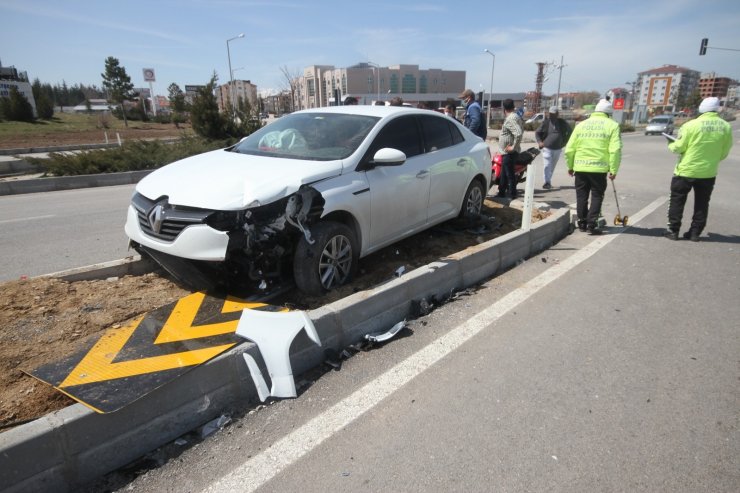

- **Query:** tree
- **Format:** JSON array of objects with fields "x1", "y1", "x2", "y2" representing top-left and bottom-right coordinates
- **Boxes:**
[
  {"x1": 684, "y1": 89, "x2": 703, "y2": 113},
  {"x1": 167, "y1": 83, "x2": 187, "y2": 113},
  {"x1": 574, "y1": 91, "x2": 600, "y2": 109},
  {"x1": 32, "y1": 79, "x2": 54, "y2": 119},
  {"x1": 190, "y1": 73, "x2": 228, "y2": 139},
  {"x1": 101, "y1": 56, "x2": 135, "y2": 127},
  {"x1": 279, "y1": 65, "x2": 302, "y2": 112},
  {"x1": 0, "y1": 86, "x2": 35, "y2": 122}
]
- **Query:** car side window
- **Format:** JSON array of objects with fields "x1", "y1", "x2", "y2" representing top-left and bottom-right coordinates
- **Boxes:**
[
  {"x1": 420, "y1": 115, "x2": 454, "y2": 152},
  {"x1": 367, "y1": 115, "x2": 422, "y2": 159}
]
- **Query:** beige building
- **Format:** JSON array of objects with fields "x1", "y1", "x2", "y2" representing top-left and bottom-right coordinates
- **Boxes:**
[
  {"x1": 635, "y1": 64, "x2": 700, "y2": 117},
  {"x1": 217, "y1": 79, "x2": 258, "y2": 113},
  {"x1": 298, "y1": 63, "x2": 465, "y2": 108}
]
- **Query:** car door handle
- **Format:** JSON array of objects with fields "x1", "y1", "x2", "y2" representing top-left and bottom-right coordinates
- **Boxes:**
[
  {"x1": 457, "y1": 159, "x2": 467, "y2": 167},
  {"x1": 416, "y1": 170, "x2": 429, "y2": 179}
]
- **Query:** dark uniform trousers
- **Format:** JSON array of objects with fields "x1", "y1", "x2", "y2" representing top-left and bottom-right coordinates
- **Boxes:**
[
  {"x1": 498, "y1": 152, "x2": 518, "y2": 198},
  {"x1": 667, "y1": 175, "x2": 716, "y2": 234},
  {"x1": 574, "y1": 171, "x2": 607, "y2": 228}
]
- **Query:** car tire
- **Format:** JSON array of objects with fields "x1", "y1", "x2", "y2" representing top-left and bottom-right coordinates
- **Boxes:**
[
  {"x1": 459, "y1": 179, "x2": 485, "y2": 219},
  {"x1": 293, "y1": 221, "x2": 358, "y2": 295}
]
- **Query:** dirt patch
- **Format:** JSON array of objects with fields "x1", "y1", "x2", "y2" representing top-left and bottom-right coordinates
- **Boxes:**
[
  {"x1": 0, "y1": 122, "x2": 193, "y2": 150},
  {"x1": 0, "y1": 201, "x2": 549, "y2": 431}
]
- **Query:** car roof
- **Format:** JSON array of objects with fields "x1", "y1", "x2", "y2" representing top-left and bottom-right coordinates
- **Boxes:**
[{"x1": 292, "y1": 105, "x2": 434, "y2": 118}]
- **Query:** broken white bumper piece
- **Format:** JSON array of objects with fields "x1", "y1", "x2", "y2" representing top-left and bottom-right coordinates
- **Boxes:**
[
  {"x1": 235, "y1": 309, "x2": 321, "y2": 400},
  {"x1": 364, "y1": 320, "x2": 406, "y2": 343}
]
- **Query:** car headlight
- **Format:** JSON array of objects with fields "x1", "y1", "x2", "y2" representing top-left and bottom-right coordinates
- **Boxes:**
[{"x1": 204, "y1": 210, "x2": 242, "y2": 231}]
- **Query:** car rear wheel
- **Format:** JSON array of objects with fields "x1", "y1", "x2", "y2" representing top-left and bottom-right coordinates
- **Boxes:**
[
  {"x1": 293, "y1": 221, "x2": 358, "y2": 295},
  {"x1": 459, "y1": 179, "x2": 485, "y2": 218}
]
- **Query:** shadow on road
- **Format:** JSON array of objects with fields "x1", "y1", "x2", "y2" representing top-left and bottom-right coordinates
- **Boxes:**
[{"x1": 615, "y1": 226, "x2": 740, "y2": 244}]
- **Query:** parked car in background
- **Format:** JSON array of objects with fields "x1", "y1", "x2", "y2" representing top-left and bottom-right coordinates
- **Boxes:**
[
  {"x1": 525, "y1": 113, "x2": 544, "y2": 125},
  {"x1": 645, "y1": 115, "x2": 675, "y2": 135},
  {"x1": 125, "y1": 106, "x2": 492, "y2": 295}
]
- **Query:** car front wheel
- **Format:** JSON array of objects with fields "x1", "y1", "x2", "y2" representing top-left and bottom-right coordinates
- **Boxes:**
[
  {"x1": 459, "y1": 179, "x2": 485, "y2": 218},
  {"x1": 293, "y1": 221, "x2": 358, "y2": 295}
]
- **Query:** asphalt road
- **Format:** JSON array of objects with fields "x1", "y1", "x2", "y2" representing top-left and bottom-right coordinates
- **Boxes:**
[
  {"x1": 0, "y1": 184, "x2": 135, "y2": 281},
  {"x1": 78, "y1": 126, "x2": 740, "y2": 492}
]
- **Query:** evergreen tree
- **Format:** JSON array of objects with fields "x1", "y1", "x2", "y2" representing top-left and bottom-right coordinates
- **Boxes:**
[
  {"x1": 167, "y1": 83, "x2": 187, "y2": 113},
  {"x1": 36, "y1": 93, "x2": 54, "y2": 119},
  {"x1": 0, "y1": 86, "x2": 35, "y2": 122},
  {"x1": 101, "y1": 56, "x2": 135, "y2": 127},
  {"x1": 190, "y1": 74, "x2": 228, "y2": 139}
]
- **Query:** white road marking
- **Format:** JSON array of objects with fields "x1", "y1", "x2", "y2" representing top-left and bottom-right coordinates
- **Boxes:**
[
  {"x1": 203, "y1": 196, "x2": 668, "y2": 493},
  {"x1": 0, "y1": 214, "x2": 56, "y2": 225}
]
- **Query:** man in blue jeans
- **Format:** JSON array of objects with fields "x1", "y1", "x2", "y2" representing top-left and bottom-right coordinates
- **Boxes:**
[{"x1": 497, "y1": 98, "x2": 524, "y2": 198}]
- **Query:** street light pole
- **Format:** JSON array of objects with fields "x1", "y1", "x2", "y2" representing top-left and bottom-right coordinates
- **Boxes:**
[
  {"x1": 226, "y1": 33, "x2": 244, "y2": 117},
  {"x1": 367, "y1": 61, "x2": 380, "y2": 104},
  {"x1": 555, "y1": 55, "x2": 565, "y2": 110},
  {"x1": 484, "y1": 49, "x2": 495, "y2": 127}
]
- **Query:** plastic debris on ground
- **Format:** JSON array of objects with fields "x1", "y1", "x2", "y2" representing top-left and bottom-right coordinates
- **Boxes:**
[
  {"x1": 236, "y1": 309, "x2": 321, "y2": 401},
  {"x1": 394, "y1": 266, "x2": 406, "y2": 277},
  {"x1": 201, "y1": 414, "x2": 231, "y2": 438},
  {"x1": 365, "y1": 320, "x2": 406, "y2": 343}
]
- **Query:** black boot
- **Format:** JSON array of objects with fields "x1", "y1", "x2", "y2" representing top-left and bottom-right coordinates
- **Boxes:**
[{"x1": 663, "y1": 229, "x2": 679, "y2": 240}]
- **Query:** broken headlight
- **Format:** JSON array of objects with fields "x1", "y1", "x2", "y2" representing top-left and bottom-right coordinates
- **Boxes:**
[{"x1": 204, "y1": 210, "x2": 243, "y2": 231}]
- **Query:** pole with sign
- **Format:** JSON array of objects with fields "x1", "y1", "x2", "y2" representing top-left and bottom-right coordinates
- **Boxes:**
[{"x1": 143, "y1": 68, "x2": 157, "y2": 116}]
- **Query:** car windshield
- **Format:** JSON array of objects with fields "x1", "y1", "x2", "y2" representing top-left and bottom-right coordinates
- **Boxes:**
[
  {"x1": 649, "y1": 117, "x2": 670, "y2": 123},
  {"x1": 231, "y1": 112, "x2": 380, "y2": 161}
]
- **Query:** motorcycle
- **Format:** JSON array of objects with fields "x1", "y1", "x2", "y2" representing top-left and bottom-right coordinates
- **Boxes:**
[{"x1": 491, "y1": 146, "x2": 541, "y2": 186}]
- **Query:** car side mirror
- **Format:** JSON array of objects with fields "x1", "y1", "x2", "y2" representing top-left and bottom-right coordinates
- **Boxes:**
[{"x1": 371, "y1": 147, "x2": 406, "y2": 166}]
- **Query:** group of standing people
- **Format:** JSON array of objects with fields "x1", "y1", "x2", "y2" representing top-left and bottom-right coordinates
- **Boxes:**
[
  {"x1": 458, "y1": 89, "x2": 524, "y2": 198},
  {"x1": 562, "y1": 96, "x2": 732, "y2": 240},
  {"x1": 457, "y1": 88, "x2": 732, "y2": 241}
]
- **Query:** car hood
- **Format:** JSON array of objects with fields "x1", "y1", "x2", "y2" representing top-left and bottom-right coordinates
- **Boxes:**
[{"x1": 136, "y1": 149, "x2": 345, "y2": 210}]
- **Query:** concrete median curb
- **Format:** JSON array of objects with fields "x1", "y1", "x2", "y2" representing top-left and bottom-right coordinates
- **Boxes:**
[
  {"x1": 0, "y1": 208, "x2": 570, "y2": 493},
  {"x1": 0, "y1": 170, "x2": 153, "y2": 196}
]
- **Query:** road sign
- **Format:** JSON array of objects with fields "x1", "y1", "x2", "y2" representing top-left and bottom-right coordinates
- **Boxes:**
[
  {"x1": 143, "y1": 68, "x2": 156, "y2": 82},
  {"x1": 613, "y1": 98, "x2": 625, "y2": 110},
  {"x1": 27, "y1": 292, "x2": 287, "y2": 413}
]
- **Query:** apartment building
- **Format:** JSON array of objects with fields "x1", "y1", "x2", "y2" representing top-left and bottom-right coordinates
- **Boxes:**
[
  {"x1": 298, "y1": 63, "x2": 465, "y2": 108},
  {"x1": 698, "y1": 72, "x2": 732, "y2": 99},
  {"x1": 217, "y1": 79, "x2": 258, "y2": 113},
  {"x1": 635, "y1": 64, "x2": 700, "y2": 117}
]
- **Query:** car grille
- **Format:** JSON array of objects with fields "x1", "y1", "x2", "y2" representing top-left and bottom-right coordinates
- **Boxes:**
[{"x1": 132, "y1": 193, "x2": 212, "y2": 242}]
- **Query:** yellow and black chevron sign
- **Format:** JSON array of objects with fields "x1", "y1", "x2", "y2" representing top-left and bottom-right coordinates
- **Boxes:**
[{"x1": 27, "y1": 292, "x2": 287, "y2": 413}]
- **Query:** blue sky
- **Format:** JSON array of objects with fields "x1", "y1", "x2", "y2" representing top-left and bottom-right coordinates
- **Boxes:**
[{"x1": 1, "y1": 0, "x2": 739, "y2": 97}]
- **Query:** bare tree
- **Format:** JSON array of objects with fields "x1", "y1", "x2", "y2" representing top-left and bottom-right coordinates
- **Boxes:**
[{"x1": 279, "y1": 65, "x2": 302, "y2": 112}]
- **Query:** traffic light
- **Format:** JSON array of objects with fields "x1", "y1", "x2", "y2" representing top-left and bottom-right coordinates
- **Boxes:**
[{"x1": 699, "y1": 38, "x2": 708, "y2": 55}]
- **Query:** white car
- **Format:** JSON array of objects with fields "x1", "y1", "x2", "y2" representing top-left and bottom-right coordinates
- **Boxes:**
[
  {"x1": 525, "y1": 113, "x2": 544, "y2": 125},
  {"x1": 125, "y1": 106, "x2": 492, "y2": 295}
]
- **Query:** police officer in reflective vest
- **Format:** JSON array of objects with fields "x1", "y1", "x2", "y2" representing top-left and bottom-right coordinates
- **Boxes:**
[
  {"x1": 564, "y1": 99, "x2": 622, "y2": 234},
  {"x1": 663, "y1": 97, "x2": 733, "y2": 241}
]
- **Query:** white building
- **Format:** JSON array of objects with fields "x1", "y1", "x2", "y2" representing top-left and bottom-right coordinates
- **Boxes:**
[
  {"x1": 635, "y1": 64, "x2": 700, "y2": 120},
  {"x1": 298, "y1": 63, "x2": 466, "y2": 109}
]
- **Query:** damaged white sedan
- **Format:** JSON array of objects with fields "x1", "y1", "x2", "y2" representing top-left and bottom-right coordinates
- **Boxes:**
[{"x1": 125, "y1": 106, "x2": 491, "y2": 295}]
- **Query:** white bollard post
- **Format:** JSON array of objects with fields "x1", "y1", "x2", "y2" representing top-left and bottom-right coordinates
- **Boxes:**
[
  {"x1": 520, "y1": 161, "x2": 537, "y2": 231},
  {"x1": 104, "y1": 131, "x2": 109, "y2": 144},
  {"x1": 116, "y1": 133, "x2": 122, "y2": 146}
]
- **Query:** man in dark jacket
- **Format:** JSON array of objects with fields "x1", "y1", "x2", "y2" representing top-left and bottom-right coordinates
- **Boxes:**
[
  {"x1": 536, "y1": 106, "x2": 572, "y2": 189},
  {"x1": 459, "y1": 89, "x2": 487, "y2": 140}
]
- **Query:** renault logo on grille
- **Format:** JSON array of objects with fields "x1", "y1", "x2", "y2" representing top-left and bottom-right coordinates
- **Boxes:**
[{"x1": 147, "y1": 204, "x2": 165, "y2": 234}]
